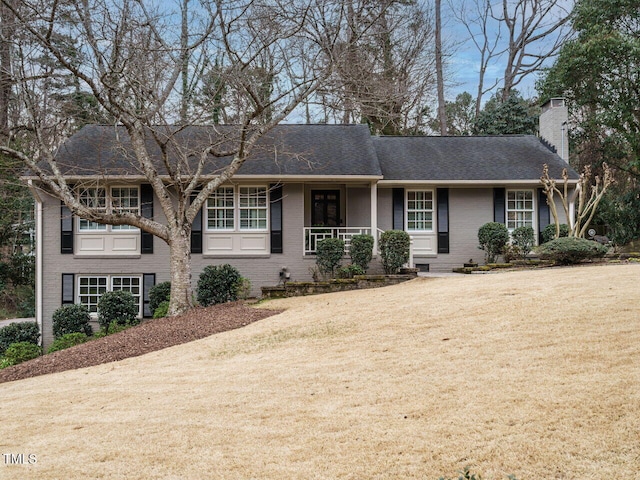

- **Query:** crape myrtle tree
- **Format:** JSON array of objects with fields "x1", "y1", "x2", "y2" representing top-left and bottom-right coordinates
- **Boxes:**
[{"x1": 0, "y1": 0, "x2": 353, "y2": 316}]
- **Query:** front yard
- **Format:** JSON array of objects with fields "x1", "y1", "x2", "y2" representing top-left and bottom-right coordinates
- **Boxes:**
[{"x1": 1, "y1": 264, "x2": 638, "y2": 479}]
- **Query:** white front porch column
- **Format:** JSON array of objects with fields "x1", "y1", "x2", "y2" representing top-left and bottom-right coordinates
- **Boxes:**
[{"x1": 371, "y1": 180, "x2": 378, "y2": 253}]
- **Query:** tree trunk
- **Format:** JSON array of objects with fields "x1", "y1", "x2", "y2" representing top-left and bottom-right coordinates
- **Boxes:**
[
  {"x1": 167, "y1": 225, "x2": 194, "y2": 316},
  {"x1": 435, "y1": 0, "x2": 447, "y2": 135}
]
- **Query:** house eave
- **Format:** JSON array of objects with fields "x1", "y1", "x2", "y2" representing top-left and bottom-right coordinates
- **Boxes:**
[{"x1": 377, "y1": 179, "x2": 580, "y2": 187}]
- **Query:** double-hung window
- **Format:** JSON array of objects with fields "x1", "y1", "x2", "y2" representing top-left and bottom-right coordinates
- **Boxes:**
[
  {"x1": 77, "y1": 186, "x2": 140, "y2": 231},
  {"x1": 78, "y1": 275, "x2": 142, "y2": 316},
  {"x1": 78, "y1": 187, "x2": 107, "y2": 231},
  {"x1": 206, "y1": 186, "x2": 268, "y2": 231},
  {"x1": 507, "y1": 190, "x2": 534, "y2": 230},
  {"x1": 407, "y1": 190, "x2": 434, "y2": 231}
]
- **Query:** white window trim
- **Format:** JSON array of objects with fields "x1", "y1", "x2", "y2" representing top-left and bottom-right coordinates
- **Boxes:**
[
  {"x1": 406, "y1": 189, "x2": 435, "y2": 232},
  {"x1": 77, "y1": 186, "x2": 140, "y2": 232},
  {"x1": 205, "y1": 185, "x2": 269, "y2": 233},
  {"x1": 77, "y1": 274, "x2": 143, "y2": 317},
  {"x1": 506, "y1": 189, "x2": 535, "y2": 232}
]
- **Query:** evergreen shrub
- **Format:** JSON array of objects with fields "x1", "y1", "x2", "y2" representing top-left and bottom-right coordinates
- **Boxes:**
[
  {"x1": 541, "y1": 223, "x2": 569, "y2": 244},
  {"x1": 536, "y1": 237, "x2": 608, "y2": 264},
  {"x1": 52, "y1": 304, "x2": 92, "y2": 339},
  {"x1": 149, "y1": 281, "x2": 171, "y2": 314},
  {"x1": 349, "y1": 234, "x2": 374, "y2": 272},
  {"x1": 3, "y1": 341, "x2": 41, "y2": 366},
  {"x1": 478, "y1": 222, "x2": 510, "y2": 263},
  {"x1": 0, "y1": 321, "x2": 40, "y2": 356},
  {"x1": 97, "y1": 290, "x2": 139, "y2": 332},
  {"x1": 197, "y1": 264, "x2": 242, "y2": 307},
  {"x1": 47, "y1": 332, "x2": 89, "y2": 354},
  {"x1": 316, "y1": 238, "x2": 345, "y2": 278},
  {"x1": 379, "y1": 230, "x2": 410, "y2": 273}
]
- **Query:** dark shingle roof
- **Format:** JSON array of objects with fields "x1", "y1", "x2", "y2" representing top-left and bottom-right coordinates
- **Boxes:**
[
  {"x1": 49, "y1": 125, "x2": 576, "y2": 182},
  {"x1": 51, "y1": 124, "x2": 382, "y2": 178},
  {"x1": 373, "y1": 135, "x2": 578, "y2": 181}
]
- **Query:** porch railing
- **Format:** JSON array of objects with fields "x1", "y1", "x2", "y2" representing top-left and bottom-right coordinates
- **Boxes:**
[{"x1": 304, "y1": 227, "x2": 372, "y2": 255}]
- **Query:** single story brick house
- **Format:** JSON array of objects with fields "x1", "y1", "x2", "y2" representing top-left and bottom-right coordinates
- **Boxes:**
[{"x1": 27, "y1": 100, "x2": 577, "y2": 347}]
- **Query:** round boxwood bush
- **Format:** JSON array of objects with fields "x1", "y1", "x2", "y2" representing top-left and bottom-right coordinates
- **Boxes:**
[
  {"x1": 197, "y1": 264, "x2": 242, "y2": 307},
  {"x1": 316, "y1": 237, "x2": 345, "y2": 277},
  {"x1": 379, "y1": 230, "x2": 410, "y2": 274},
  {"x1": 149, "y1": 281, "x2": 171, "y2": 314},
  {"x1": 536, "y1": 237, "x2": 609, "y2": 264},
  {"x1": 52, "y1": 304, "x2": 92, "y2": 339},
  {"x1": 97, "y1": 290, "x2": 139, "y2": 332},
  {"x1": 478, "y1": 222, "x2": 510, "y2": 263},
  {"x1": 3, "y1": 341, "x2": 41, "y2": 366},
  {"x1": 349, "y1": 234, "x2": 374, "y2": 272},
  {"x1": 47, "y1": 332, "x2": 89, "y2": 354},
  {"x1": 541, "y1": 223, "x2": 570, "y2": 244},
  {"x1": 0, "y1": 321, "x2": 40, "y2": 356}
]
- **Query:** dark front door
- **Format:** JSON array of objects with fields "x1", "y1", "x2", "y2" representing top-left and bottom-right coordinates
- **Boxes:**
[{"x1": 311, "y1": 190, "x2": 340, "y2": 226}]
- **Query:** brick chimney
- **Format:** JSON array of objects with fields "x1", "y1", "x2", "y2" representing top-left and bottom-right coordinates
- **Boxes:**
[{"x1": 539, "y1": 98, "x2": 569, "y2": 162}]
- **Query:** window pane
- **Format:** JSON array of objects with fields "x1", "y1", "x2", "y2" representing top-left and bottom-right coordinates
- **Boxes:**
[
  {"x1": 112, "y1": 187, "x2": 140, "y2": 230},
  {"x1": 239, "y1": 187, "x2": 268, "y2": 230},
  {"x1": 407, "y1": 190, "x2": 433, "y2": 231},
  {"x1": 207, "y1": 187, "x2": 235, "y2": 230}
]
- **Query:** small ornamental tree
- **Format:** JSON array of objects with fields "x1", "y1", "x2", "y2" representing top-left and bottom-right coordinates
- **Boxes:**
[
  {"x1": 478, "y1": 222, "x2": 510, "y2": 263},
  {"x1": 379, "y1": 230, "x2": 410, "y2": 274},
  {"x1": 349, "y1": 234, "x2": 374, "y2": 272},
  {"x1": 316, "y1": 238, "x2": 345, "y2": 278}
]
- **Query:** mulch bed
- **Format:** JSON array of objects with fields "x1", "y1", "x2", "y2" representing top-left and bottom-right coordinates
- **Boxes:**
[{"x1": 0, "y1": 302, "x2": 279, "y2": 384}]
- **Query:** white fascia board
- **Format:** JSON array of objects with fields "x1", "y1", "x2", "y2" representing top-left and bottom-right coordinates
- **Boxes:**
[{"x1": 377, "y1": 179, "x2": 579, "y2": 187}]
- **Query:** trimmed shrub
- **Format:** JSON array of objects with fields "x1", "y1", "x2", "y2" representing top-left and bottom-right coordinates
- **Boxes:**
[
  {"x1": 336, "y1": 264, "x2": 365, "y2": 279},
  {"x1": 379, "y1": 230, "x2": 410, "y2": 274},
  {"x1": 97, "y1": 290, "x2": 139, "y2": 332},
  {"x1": 149, "y1": 281, "x2": 171, "y2": 314},
  {"x1": 536, "y1": 237, "x2": 609, "y2": 265},
  {"x1": 541, "y1": 223, "x2": 569, "y2": 244},
  {"x1": 511, "y1": 226, "x2": 535, "y2": 260},
  {"x1": 47, "y1": 332, "x2": 89, "y2": 354},
  {"x1": 52, "y1": 304, "x2": 92, "y2": 339},
  {"x1": 0, "y1": 321, "x2": 40, "y2": 356},
  {"x1": 3, "y1": 341, "x2": 41, "y2": 366},
  {"x1": 153, "y1": 300, "x2": 170, "y2": 319},
  {"x1": 197, "y1": 264, "x2": 242, "y2": 307},
  {"x1": 349, "y1": 234, "x2": 374, "y2": 272},
  {"x1": 478, "y1": 222, "x2": 510, "y2": 263},
  {"x1": 316, "y1": 237, "x2": 345, "y2": 278}
]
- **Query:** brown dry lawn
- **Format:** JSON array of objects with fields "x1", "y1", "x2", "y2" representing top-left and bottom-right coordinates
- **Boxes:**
[{"x1": 1, "y1": 264, "x2": 639, "y2": 479}]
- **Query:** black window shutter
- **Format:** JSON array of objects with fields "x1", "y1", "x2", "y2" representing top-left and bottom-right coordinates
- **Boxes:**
[
  {"x1": 538, "y1": 188, "x2": 550, "y2": 244},
  {"x1": 140, "y1": 184, "x2": 154, "y2": 254},
  {"x1": 270, "y1": 184, "x2": 283, "y2": 254},
  {"x1": 142, "y1": 273, "x2": 156, "y2": 318},
  {"x1": 62, "y1": 273, "x2": 74, "y2": 304},
  {"x1": 392, "y1": 188, "x2": 405, "y2": 230},
  {"x1": 437, "y1": 188, "x2": 450, "y2": 254},
  {"x1": 493, "y1": 188, "x2": 506, "y2": 224},
  {"x1": 61, "y1": 202, "x2": 74, "y2": 254},
  {"x1": 190, "y1": 194, "x2": 203, "y2": 254}
]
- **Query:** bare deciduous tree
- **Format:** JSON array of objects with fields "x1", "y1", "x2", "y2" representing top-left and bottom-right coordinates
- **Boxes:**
[
  {"x1": 541, "y1": 163, "x2": 614, "y2": 239},
  {"x1": 0, "y1": 0, "x2": 351, "y2": 316}
]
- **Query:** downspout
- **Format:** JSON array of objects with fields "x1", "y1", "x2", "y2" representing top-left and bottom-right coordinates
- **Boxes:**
[
  {"x1": 370, "y1": 180, "x2": 378, "y2": 254},
  {"x1": 27, "y1": 180, "x2": 43, "y2": 345}
]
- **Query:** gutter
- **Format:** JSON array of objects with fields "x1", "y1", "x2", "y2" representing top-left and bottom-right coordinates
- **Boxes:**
[{"x1": 26, "y1": 180, "x2": 43, "y2": 346}]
